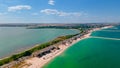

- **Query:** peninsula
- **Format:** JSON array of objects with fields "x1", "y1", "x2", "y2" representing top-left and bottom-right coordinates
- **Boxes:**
[{"x1": 0, "y1": 23, "x2": 116, "y2": 68}]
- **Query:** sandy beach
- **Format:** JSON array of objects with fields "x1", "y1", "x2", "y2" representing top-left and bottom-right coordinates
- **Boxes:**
[
  {"x1": 21, "y1": 26, "x2": 113, "y2": 68},
  {"x1": 23, "y1": 34, "x2": 90, "y2": 68}
]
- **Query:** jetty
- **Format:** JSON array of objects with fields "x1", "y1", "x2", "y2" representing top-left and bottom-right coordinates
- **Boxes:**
[
  {"x1": 90, "y1": 36, "x2": 120, "y2": 40},
  {"x1": 97, "y1": 30, "x2": 120, "y2": 32}
]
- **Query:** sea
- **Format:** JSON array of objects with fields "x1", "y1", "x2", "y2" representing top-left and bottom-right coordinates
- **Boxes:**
[
  {"x1": 0, "y1": 27, "x2": 79, "y2": 59},
  {"x1": 43, "y1": 26, "x2": 120, "y2": 68}
]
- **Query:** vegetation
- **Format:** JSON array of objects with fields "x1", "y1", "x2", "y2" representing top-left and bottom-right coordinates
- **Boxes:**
[
  {"x1": 0, "y1": 33, "x2": 79, "y2": 66},
  {"x1": 0, "y1": 23, "x2": 112, "y2": 66},
  {"x1": 27, "y1": 23, "x2": 111, "y2": 29}
]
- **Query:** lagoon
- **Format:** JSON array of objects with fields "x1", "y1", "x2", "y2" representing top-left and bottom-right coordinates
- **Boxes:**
[{"x1": 0, "y1": 27, "x2": 79, "y2": 59}]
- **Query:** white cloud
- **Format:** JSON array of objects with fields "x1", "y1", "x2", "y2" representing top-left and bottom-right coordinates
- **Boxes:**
[
  {"x1": 48, "y1": 0, "x2": 55, "y2": 5},
  {"x1": 41, "y1": 9, "x2": 59, "y2": 15},
  {"x1": 8, "y1": 5, "x2": 31, "y2": 12},
  {"x1": 40, "y1": 9, "x2": 82, "y2": 17}
]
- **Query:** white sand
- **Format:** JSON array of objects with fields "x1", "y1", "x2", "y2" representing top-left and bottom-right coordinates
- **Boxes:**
[
  {"x1": 22, "y1": 26, "x2": 112, "y2": 68},
  {"x1": 23, "y1": 33, "x2": 90, "y2": 68}
]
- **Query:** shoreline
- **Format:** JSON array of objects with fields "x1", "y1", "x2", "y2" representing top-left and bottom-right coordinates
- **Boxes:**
[
  {"x1": 22, "y1": 35, "x2": 90, "y2": 68},
  {"x1": 0, "y1": 29, "x2": 79, "y2": 60},
  {"x1": 0, "y1": 26, "x2": 113, "y2": 68},
  {"x1": 25, "y1": 32, "x2": 91, "y2": 68},
  {"x1": 22, "y1": 26, "x2": 113, "y2": 68}
]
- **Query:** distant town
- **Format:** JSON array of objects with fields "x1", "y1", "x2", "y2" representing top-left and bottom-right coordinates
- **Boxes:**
[{"x1": 0, "y1": 23, "x2": 119, "y2": 27}]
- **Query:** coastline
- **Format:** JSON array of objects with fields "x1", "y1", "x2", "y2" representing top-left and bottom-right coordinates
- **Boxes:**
[
  {"x1": 21, "y1": 26, "x2": 113, "y2": 68},
  {"x1": 0, "y1": 26, "x2": 113, "y2": 68},
  {"x1": 24, "y1": 32, "x2": 91, "y2": 68},
  {"x1": 0, "y1": 29, "x2": 79, "y2": 60}
]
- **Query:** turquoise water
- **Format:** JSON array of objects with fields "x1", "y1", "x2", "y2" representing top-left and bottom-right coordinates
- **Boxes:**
[
  {"x1": 91, "y1": 26, "x2": 120, "y2": 39},
  {"x1": 0, "y1": 27, "x2": 79, "y2": 59},
  {"x1": 44, "y1": 26, "x2": 120, "y2": 68}
]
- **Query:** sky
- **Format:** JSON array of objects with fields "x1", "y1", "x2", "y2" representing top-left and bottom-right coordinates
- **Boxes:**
[{"x1": 0, "y1": 0, "x2": 120, "y2": 23}]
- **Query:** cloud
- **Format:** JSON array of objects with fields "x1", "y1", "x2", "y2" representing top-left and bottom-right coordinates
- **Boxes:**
[
  {"x1": 48, "y1": 0, "x2": 55, "y2": 5},
  {"x1": 8, "y1": 5, "x2": 31, "y2": 12},
  {"x1": 41, "y1": 9, "x2": 59, "y2": 15},
  {"x1": 40, "y1": 9, "x2": 82, "y2": 17}
]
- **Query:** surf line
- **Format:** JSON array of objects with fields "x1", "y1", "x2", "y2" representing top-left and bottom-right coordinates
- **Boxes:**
[{"x1": 90, "y1": 36, "x2": 120, "y2": 40}]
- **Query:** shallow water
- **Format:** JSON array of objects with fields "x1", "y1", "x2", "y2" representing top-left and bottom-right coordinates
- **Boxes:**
[
  {"x1": 0, "y1": 27, "x2": 79, "y2": 59},
  {"x1": 44, "y1": 26, "x2": 120, "y2": 68}
]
